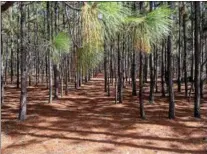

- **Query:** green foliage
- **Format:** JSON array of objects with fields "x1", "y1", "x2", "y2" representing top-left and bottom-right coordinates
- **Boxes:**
[
  {"x1": 125, "y1": 5, "x2": 173, "y2": 53},
  {"x1": 51, "y1": 31, "x2": 71, "y2": 64},
  {"x1": 77, "y1": 47, "x2": 104, "y2": 74},
  {"x1": 52, "y1": 32, "x2": 71, "y2": 52},
  {"x1": 80, "y1": 2, "x2": 130, "y2": 71},
  {"x1": 98, "y1": 2, "x2": 131, "y2": 40}
]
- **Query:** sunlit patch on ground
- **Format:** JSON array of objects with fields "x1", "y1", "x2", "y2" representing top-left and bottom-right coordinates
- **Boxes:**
[{"x1": 1, "y1": 74, "x2": 207, "y2": 154}]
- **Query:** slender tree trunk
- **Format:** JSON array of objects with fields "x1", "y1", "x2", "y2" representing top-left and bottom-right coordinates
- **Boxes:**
[
  {"x1": 19, "y1": 2, "x2": 27, "y2": 121},
  {"x1": 10, "y1": 38, "x2": 13, "y2": 84},
  {"x1": 107, "y1": 45, "x2": 111, "y2": 96},
  {"x1": 4, "y1": 39, "x2": 8, "y2": 85},
  {"x1": 117, "y1": 34, "x2": 123, "y2": 103},
  {"x1": 17, "y1": 15, "x2": 20, "y2": 88},
  {"x1": 200, "y1": 7, "x2": 204, "y2": 99},
  {"x1": 53, "y1": 2, "x2": 59, "y2": 99},
  {"x1": 65, "y1": 55, "x2": 69, "y2": 95},
  {"x1": 139, "y1": 50, "x2": 145, "y2": 119},
  {"x1": 177, "y1": 4, "x2": 182, "y2": 92},
  {"x1": 53, "y1": 64, "x2": 59, "y2": 99},
  {"x1": 47, "y1": 2, "x2": 52, "y2": 103},
  {"x1": 61, "y1": 70, "x2": 63, "y2": 98},
  {"x1": 1, "y1": 14, "x2": 4, "y2": 105},
  {"x1": 28, "y1": 5, "x2": 31, "y2": 87},
  {"x1": 122, "y1": 34, "x2": 126, "y2": 88},
  {"x1": 149, "y1": 50, "x2": 155, "y2": 103},
  {"x1": 183, "y1": 2, "x2": 188, "y2": 97},
  {"x1": 194, "y1": 1, "x2": 201, "y2": 118},
  {"x1": 161, "y1": 41, "x2": 165, "y2": 97},
  {"x1": 155, "y1": 47, "x2": 158, "y2": 93},
  {"x1": 115, "y1": 57, "x2": 118, "y2": 104},
  {"x1": 144, "y1": 55, "x2": 148, "y2": 83},
  {"x1": 131, "y1": 37, "x2": 137, "y2": 96},
  {"x1": 149, "y1": 2, "x2": 155, "y2": 103},
  {"x1": 104, "y1": 42, "x2": 107, "y2": 92},
  {"x1": 168, "y1": 2, "x2": 175, "y2": 119}
]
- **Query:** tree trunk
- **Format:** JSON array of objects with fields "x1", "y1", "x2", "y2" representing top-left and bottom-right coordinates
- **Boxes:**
[
  {"x1": 19, "y1": 2, "x2": 27, "y2": 121},
  {"x1": 139, "y1": 50, "x2": 145, "y2": 119},
  {"x1": 53, "y1": 64, "x2": 59, "y2": 99},
  {"x1": 149, "y1": 50, "x2": 155, "y2": 104},
  {"x1": 177, "y1": 4, "x2": 182, "y2": 92},
  {"x1": 117, "y1": 34, "x2": 123, "y2": 103},
  {"x1": 107, "y1": 46, "x2": 110, "y2": 97},
  {"x1": 161, "y1": 41, "x2": 165, "y2": 97},
  {"x1": 10, "y1": 38, "x2": 13, "y2": 84},
  {"x1": 183, "y1": 2, "x2": 188, "y2": 97},
  {"x1": 104, "y1": 43, "x2": 107, "y2": 92},
  {"x1": 47, "y1": 2, "x2": 52, "y2": 103},
  {"x1": 149, "y1": 2, "x2": 155, "y2": 103},
  {"x1": 143, "y1": 55, "x2": 148, "y2": 83},
  {"x1": 194, "y1": 1, "x2": 201, "y2": 118},
  {"x1": 65, "y1": 56, "x2": 69, "y2": 95},
  {"x1": 17, "y1": 15, "x2": 20, "y2": 88},
  {"x1": 1, "y1": 15, "x2": 4, "y2": 105},
  {"x1": 155, "y1": 47, "x2": 158, "y2": 93},
  {"x1": 168, "y1": 2, "x2": 175, "y2": 119},
  {"x1": 131, "y1": 37, "x2": 137, "y2": 96}
]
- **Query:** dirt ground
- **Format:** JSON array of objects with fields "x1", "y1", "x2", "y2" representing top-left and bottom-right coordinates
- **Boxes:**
[{"x1": 1, "y1": 74, "x2": 207, "y2": 154}]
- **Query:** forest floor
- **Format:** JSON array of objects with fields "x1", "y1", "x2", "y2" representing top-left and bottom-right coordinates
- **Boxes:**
[{"x1": 1, "y1": 74, "x2": 207, "y2": 154}]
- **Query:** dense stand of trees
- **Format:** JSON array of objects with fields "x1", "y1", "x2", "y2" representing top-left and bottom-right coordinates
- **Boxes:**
[{"x1": 1, "y1": 2, "x2": 207, "y2": 121}]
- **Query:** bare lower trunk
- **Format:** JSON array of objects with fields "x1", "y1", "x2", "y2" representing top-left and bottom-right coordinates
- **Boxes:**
[
  {"x1": 149, "y1": 51, "x2": 155, "y2": 104},
  {"x1": 19, "y1": 2, "x2": 27, "y2": 121},
  {"x1": 49, "y1": 58, "x2": 53, "y2": 103},
  {"x1": 53, "y1": 64, "x2": 59, "y2": 99},
  {"x1": 194, "y1": 2, "x2": 201, "y2": 118},
  {"x1": 168, "y1": 2, "x2": 175, "y2": 119},
  {"x1": 139, "y1": 51, "x2": 145, "y2": 119}
]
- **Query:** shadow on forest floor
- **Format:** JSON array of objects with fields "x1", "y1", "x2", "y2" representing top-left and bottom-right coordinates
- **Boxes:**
[{"x1": 1, "y1": 74, "x2": 207, "y2": 154}]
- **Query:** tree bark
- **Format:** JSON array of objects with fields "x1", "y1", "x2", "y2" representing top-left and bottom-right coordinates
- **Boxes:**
[
  {"x1": 19, "y1": 2, "x2": 27, "y2": 121},
  {"x1": 117, "y1": 34, "x2": 123, "y2": 103},
  {"x1": 139, "y1": 50, "x2": 145, "y2": 119},
  {"x1": 194, "y1": 1, "x2": 201, "y2": 118},
  {"x1": 183, "y1": 2, "x2": 188, "y2": 97},
  {"x1": 47, "y1": 1, "x2": 52, "y2": 103},
  {"x1": 168, "y1": 2, "x2": 175, "y2": 119},
  {"x1": 131, "y1": 37, "x2": 137, "y2": 96},
  {"x1": 161, "y1": 41, "x2": 165, "y2": 97},
  {"x1": 1, "y1": 2, "x2": 15, "y2": 12},
  {"x1": 177, "y1": 3, "x2": 182, "y2": 92}
]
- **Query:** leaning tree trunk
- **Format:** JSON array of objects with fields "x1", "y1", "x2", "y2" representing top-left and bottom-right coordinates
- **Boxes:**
[
  {"x1": 19, "y1": 2, "x2": 27, "y2": 121},
  {"x1": 194, "y1": 1, "x2": 201, "y2": 118}
]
